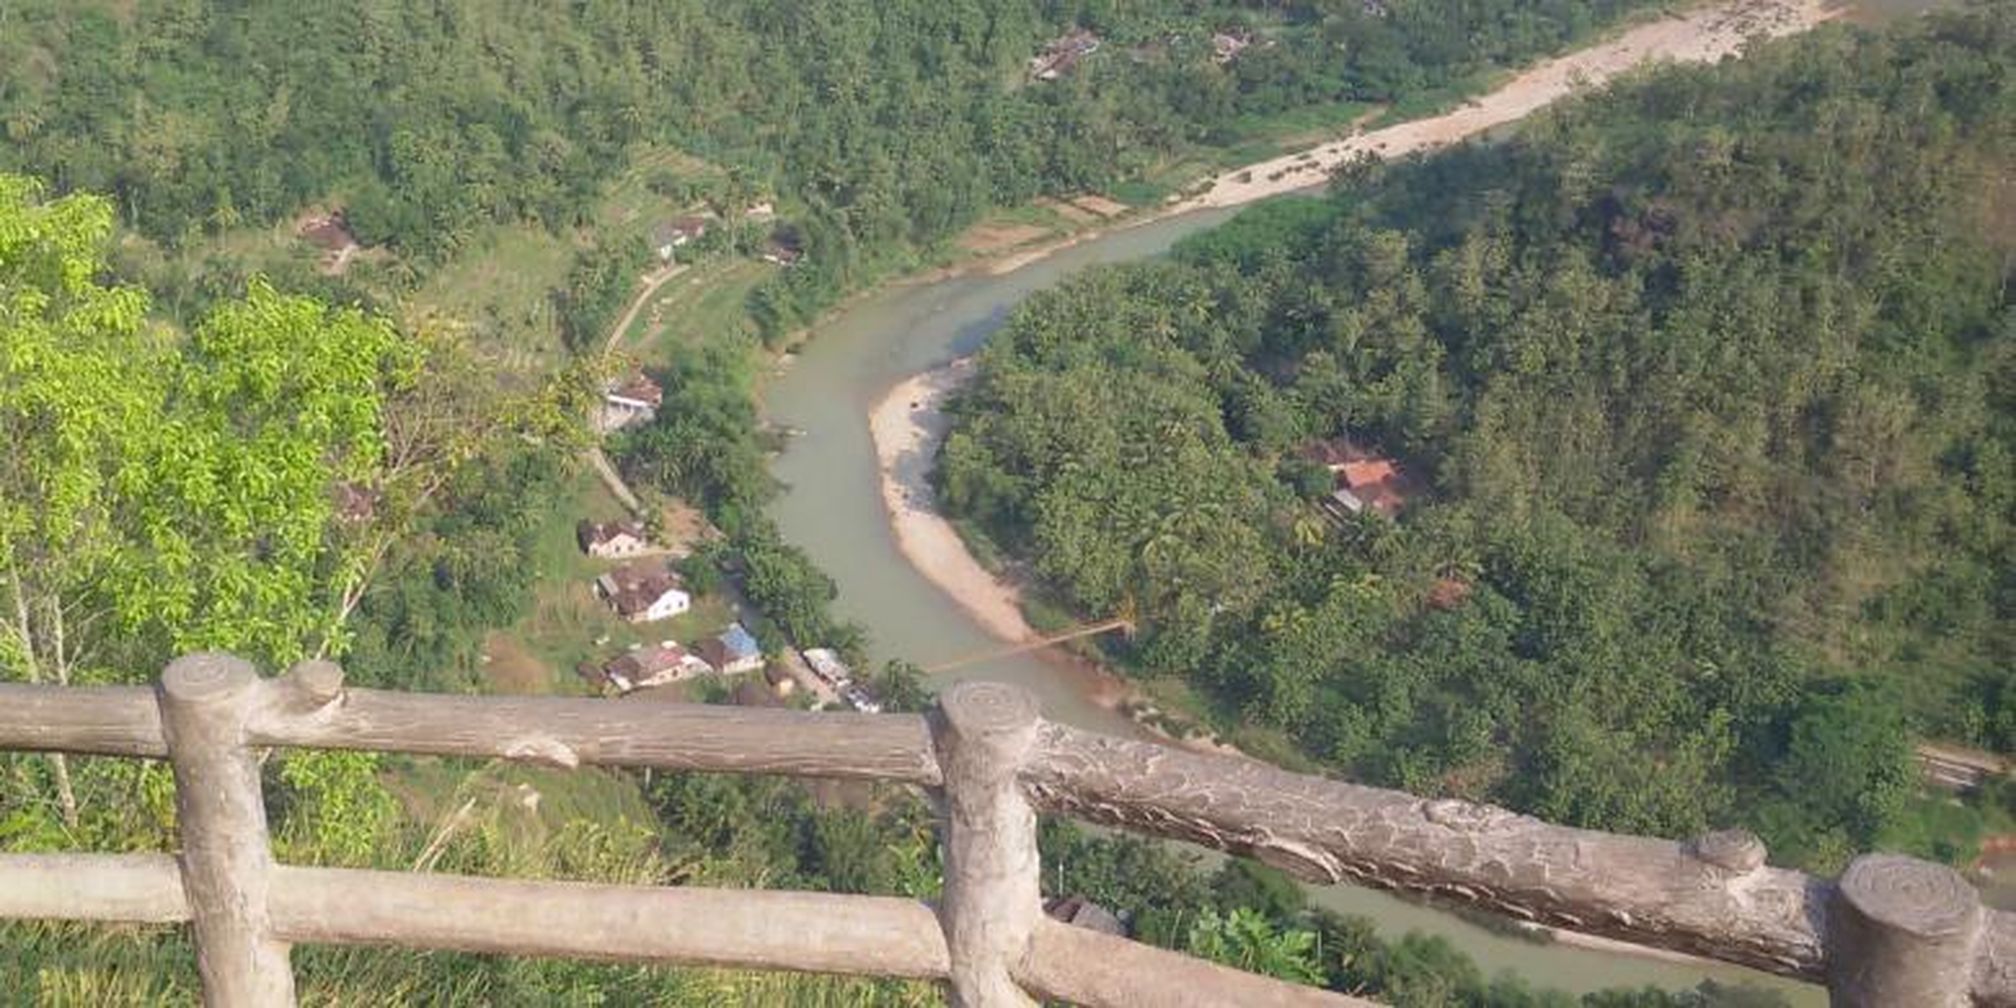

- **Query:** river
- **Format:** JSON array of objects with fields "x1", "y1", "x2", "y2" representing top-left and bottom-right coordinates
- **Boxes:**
[
  {"x1": 756, "y1": 2, "x2": 1957, "y2": 997},
  {"x1": 764, "y1": 206, "x2": 1825, "y2": 1000}
]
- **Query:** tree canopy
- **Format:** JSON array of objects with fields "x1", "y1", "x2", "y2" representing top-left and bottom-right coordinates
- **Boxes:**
[
  {"x1": 0, "y1": 0, "x2": 1668, "y2": 335},
  {"x1": 942, "y1": 5, "x2": 2016, "y2": 867}
]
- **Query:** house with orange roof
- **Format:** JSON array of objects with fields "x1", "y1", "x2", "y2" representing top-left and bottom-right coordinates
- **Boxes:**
[{"x1": 1300, "y1": 437, "x2": 1415, "y2": 519}]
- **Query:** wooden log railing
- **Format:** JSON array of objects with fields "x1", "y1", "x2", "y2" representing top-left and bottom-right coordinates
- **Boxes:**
[{"x1": 0, "y1": 654, "x2": 2008, "y2": 1007}]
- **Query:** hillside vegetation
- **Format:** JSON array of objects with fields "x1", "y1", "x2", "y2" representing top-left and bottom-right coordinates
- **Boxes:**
[
  {"x1": 942, "y1": 4, "x2": 2016, "y2": 870},
  {"x1": 1, "y1": 0, "x2": 1662, "y2": 335}
]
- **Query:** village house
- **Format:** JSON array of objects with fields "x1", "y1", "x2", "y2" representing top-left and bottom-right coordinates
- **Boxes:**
[
  {"x1": 600, "y1": 641, "x2": 712, "y2": 693},
  {"x1": 1210, "y1": 30, "x2": 1251, "y2": 64},
  {"x1": 743, "y1": 201, "x2": 777, "y2": 222},
  {"x1": 597, "y1": 372, "x2": 663, "y2": 432},
  {"x1": 1299, "y1": 438, "x2": 1414, "y2": 519},
  {"x1": 1030, "y1": 27, "x2": 1101, "y2": 81},
  {"x1": 759, "y1": 229, "x2": 805, "y2": 266},
  {"x1": 651, "y1": 215, "x2": 712, "y2": 262},
  {"x1": 296, "y1": 209, "x2": 362, "y2": 274},
  {"x1": 697, "y1": 622, "x2": 764, "y2": 675},
  {"x1": 801, "y1": 647, "x2": 852, "y2": 688},
  {"x1": 594, "y1": 559, "x2": 690, "y2": 623},
  {"x1": 577, "y1": 519, "x2": 652, "y2": 559}
]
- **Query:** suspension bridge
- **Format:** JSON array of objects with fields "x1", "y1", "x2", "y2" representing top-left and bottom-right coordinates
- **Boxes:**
[{"x1": 922, "y1": 618, "x2": 1133, "y2": 674}]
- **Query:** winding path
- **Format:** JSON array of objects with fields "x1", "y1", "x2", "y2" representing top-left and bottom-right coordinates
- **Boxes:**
[
  {"x1": 589, "y1": 262, "x2": 693, "y2": 517},
  {"x1": 604, "y1": 263, "x2": 688, "y2": 353}
]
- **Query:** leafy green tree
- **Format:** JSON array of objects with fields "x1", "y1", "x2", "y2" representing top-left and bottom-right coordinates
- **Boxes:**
[
  {"x1": 1184, "y1": 907, "x2": 1325, "y2": 985},
  {"x1": 874, "y1": 659, "x2": 931, "y2": 714},
  {"x1": 0, "y1": 174, "x2": 449, "y2": 853}
]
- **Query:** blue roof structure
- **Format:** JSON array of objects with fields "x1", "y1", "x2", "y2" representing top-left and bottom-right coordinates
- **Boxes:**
[{"x1": 719, "y1": 622, "x2": 760, "y2": 660}]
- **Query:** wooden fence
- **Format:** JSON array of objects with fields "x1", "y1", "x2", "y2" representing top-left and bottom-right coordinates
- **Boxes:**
[{"x1": 0, "y1": 653, "x2": 2010, "y2": 1007}]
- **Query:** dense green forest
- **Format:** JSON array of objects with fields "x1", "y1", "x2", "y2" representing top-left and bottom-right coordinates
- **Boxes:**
[
  {"x1": 942, "y1": 5, "x2": 2016, "y2": 871},
  {"x1": 0, "y1": 0, "x2": 1662, "y2": 335}
]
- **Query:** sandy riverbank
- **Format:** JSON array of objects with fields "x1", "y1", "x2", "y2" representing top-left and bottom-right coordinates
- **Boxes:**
[
  {"x1": 1175, "y1": 0, "x2": 1839, "y2": 208},
  {"x1": 976, "y1": 0, "x2": 1839, "y2": 277},
  {"x1": 868, "y1": 360, "x2": 1038, "y2": 644},
  {"x1": 870, "y1": 359, "x2": 1255, "y2": 761}
]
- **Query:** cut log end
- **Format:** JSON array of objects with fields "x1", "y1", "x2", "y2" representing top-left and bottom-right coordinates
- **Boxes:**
[
  {"x1": 1689, "y1": 828, "x2": 1766, "y2": 874},
  {"x1": 938, "y1": 681, "x2": 1040, "y2": 746},
  {"x1": 159, "y1": 653, "x2": 260, "y2": 704},
  {"x1": 283, "y1": 660, "x2": 347, "y2": 706},
  {"x1": 1839, "y1": 854, "x2": 1979, "y2": 939}
]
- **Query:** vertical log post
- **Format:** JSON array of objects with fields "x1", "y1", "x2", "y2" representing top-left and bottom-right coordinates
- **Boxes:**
[
  {"x1": 158, "y1": 654, "x2": 295, "y2": 1007},
  {"x1": 931, "y1": 682, "x2": 1042, "y2": 1008},
  {"x1": 1828, "y1": 853, "x2": 1980, "y2": 1007}
]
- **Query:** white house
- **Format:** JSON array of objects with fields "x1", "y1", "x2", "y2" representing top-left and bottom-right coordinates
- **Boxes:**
[
  {"x1": 801, "y1": 647, "x2": 852, "y2": 688},
  {"x1": 596, "y1": 372, "x2": 664, "y2": 434},
  {"x1": 602, "y1": 641, "x2": 713, "y2": 692},
  {"x1": 577, "y1": 519, "x2": 653, "y2": 559},
  {"x1": 594, "y1": 560, "x2": 690, "y2": 624},
  {"x1": 651, "y1": 215, "x2": 712, "y2": 262}
]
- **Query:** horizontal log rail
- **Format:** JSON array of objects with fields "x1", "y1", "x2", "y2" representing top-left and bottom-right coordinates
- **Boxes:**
[
  {"x1": 1027, "y1": 724, "x2": 1822, "y2": 978},
  {"x1": 0, "y1": 654, "x2": 2005, "y2": 1006},
  {"x1": 0, "y1": 677, "x2": 942, "y2": 785},
  {"x1": 0, "y1": 853, "x2": 1356, "y2": 1006}
]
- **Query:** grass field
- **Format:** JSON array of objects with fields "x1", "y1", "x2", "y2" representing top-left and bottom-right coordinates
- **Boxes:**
[
  {"x1": 635, "y1": 259, "x2": 772, "y2": 362},
  {"x1": 411, "y1": 224, "x2": 578, "y2": 373},
  {"x1": 387, "y1": 758, "x2": 662, "y2": 876},
  {"x1": 596, "y1": 146, "x2": 727, "y2": 237}
]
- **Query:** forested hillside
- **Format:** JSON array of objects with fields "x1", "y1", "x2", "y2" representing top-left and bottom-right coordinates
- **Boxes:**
[
  {"x1": 0, "y1": 0, "x2": 1659, "y2": 332},
  {"x1": 942, "y1": 4, "x2": 2016, "y2": 870}
]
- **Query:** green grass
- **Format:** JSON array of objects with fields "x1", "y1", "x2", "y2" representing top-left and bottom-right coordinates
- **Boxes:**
[
  {"x1": 1372, "y1": 69, "x2": 1509, "y2": 127},
  {"x1": 1108, "y1": 178, "x2": 1172, "y2": 207},
  {"x1": 1221, "y1": 100, "x2": 1376, "y2": 150},
  {"x1": 387, "y1": 758, "x2": 661, "y2": 873},
  {"x1": 596, "y1": 145, "x2": 723, "y2": 237},
  {"x1": 639, "y1": 259, "x2": 771, "y2": 362},
  {"x1": 412, "y1": 223, "x2": 577, "y2": 369},
  {"x1": 468, "y1": 467, "x2": 741, "y2": 692},
  {"x1": 991, "y1": 203, "x2": 1076, "y2": 229},
  {"x1": 1881, "y1": 786, "x2": 2016, "y2": 867},
  {"x1": 1131, "y1": 100, "x2": 1372, "y2": 197}
]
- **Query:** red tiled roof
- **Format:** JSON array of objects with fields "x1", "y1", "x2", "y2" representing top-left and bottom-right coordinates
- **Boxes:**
[
  {"x1": 298, "y1": 212, "x2": 356, "y2": 251},
  {"x1": 1341, "y1": 459, "x2": 1396, "y2": 488},
  {"x1": 1427, "y1": 577, "x2": 1473, "y2": 610},
  {"x1": 1357, "y1": 483, "x2": 1405, "y2": 517},
  {"x1": 1302, "y1": 437, "x2": 1416, "y2": 517}
]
